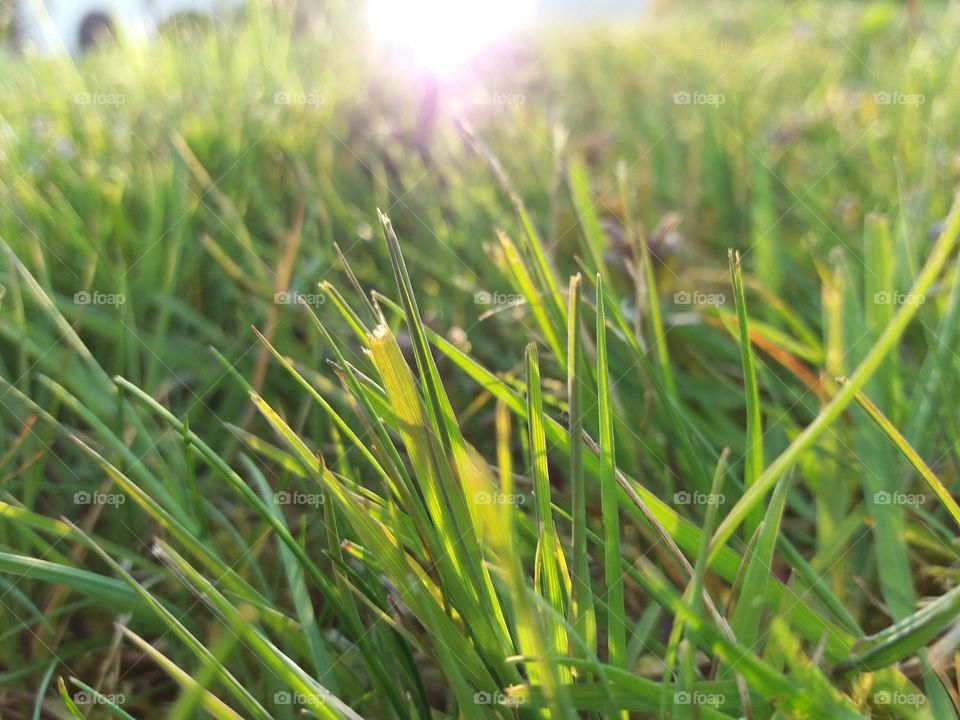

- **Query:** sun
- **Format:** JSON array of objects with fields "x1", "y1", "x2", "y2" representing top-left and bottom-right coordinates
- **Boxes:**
[{"x1": 366, "y1": 0, "x2": 537, "y2": 76}]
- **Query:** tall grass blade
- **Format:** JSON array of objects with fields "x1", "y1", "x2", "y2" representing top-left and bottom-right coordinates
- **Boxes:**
[
  {"x1": 729, "y1": 249, "x2": 764, "y2": 537},
  {"x1": 839, "y1": 377, "x2": 960, "y2": 527},
  {"x1": 566, "y1": 274, "x2": 597, "y2": 663},
  {"x1": 525, "y1": 341, "x2": 571, "y2": 682},
  {"x1": 595, "y1": 273, "x2": 626, "y2": 670}
]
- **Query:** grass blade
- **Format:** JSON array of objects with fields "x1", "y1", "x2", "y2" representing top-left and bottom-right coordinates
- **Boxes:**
[
  {"x1": 834, "y1": 584, "x2": 960, "y2": 675},
  {"x1": 566, "y1": 274, "x2": 597, "y2": 663},
  {"x1": 839, "y1": 377, "x2": 960, "y2": 527},
  {"x1": 525, "y1": 341, "x2": 570, "y2": 682},
  {"x1": 595, "y1": 273, "x2": 626, "y2": 670},
  {"x1": 730, "y1": 471, "x2": 793, "y2": 652},
  {"x1": 119, "y1": 627, "x2": 247, "y2": 720},
  {"x1": 729, "y1": 249, "x2": 764, "y2": 537}
]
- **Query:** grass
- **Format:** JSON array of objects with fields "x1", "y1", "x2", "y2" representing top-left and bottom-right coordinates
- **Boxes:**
[{"x1": 3, "y1": 0, "x2": 960, "y2": 717}]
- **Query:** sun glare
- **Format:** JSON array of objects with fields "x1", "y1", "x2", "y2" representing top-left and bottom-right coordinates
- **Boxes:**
[{"x1": 367, "y1": 0, "x2": 537, "y2": 76}]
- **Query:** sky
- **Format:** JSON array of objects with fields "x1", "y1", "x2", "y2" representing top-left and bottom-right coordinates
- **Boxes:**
[{"x1": 545, "y1": 0, "x2": 649, "y2": 16}]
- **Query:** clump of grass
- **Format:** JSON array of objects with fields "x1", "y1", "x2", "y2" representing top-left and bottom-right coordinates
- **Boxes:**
[
  {"x1": 5, "y1": 2, "x2": 960, "y2": 718},
  {"x1": 5, "y1": 192, "x2": 960, "y2": 716}
]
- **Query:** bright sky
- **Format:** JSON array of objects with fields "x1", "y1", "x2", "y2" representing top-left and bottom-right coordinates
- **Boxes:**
[{"x1": 366, "y1": 0, "x2": 539, "y2": 76}]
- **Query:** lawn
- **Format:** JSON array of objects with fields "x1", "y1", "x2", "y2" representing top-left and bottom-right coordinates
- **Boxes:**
[{"x1": 1, "y1": 1, "x2": 960, "y2": 717}]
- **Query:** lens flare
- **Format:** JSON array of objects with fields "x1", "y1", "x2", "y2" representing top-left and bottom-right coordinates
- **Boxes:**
[{"x1": 367, "y1": 0, "x2": 536, "y2": 75}]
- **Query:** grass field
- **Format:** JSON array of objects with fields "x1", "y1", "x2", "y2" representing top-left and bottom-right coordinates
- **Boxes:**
[{"x1": 2, "y1": 1, "x2": 960, "y2": 717}]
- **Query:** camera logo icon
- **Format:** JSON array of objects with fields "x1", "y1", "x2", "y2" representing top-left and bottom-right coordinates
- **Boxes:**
[{"x1": 473, "y1": 691, "x2": 492, "y2": 704}]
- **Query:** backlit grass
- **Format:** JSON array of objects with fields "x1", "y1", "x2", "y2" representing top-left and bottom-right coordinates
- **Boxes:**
[{"x1": 2, "y1": 2, "x2": 960, "y2": 718}]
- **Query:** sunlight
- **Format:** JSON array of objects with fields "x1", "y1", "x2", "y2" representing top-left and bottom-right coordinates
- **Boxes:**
[{"x1": 366, "y1": 0, "x2": 537, "y2": 76}]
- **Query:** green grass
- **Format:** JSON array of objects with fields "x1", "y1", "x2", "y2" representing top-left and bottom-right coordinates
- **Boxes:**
[{"x1": 2, "y1": 1, "x2": 960, "y2": 717}]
